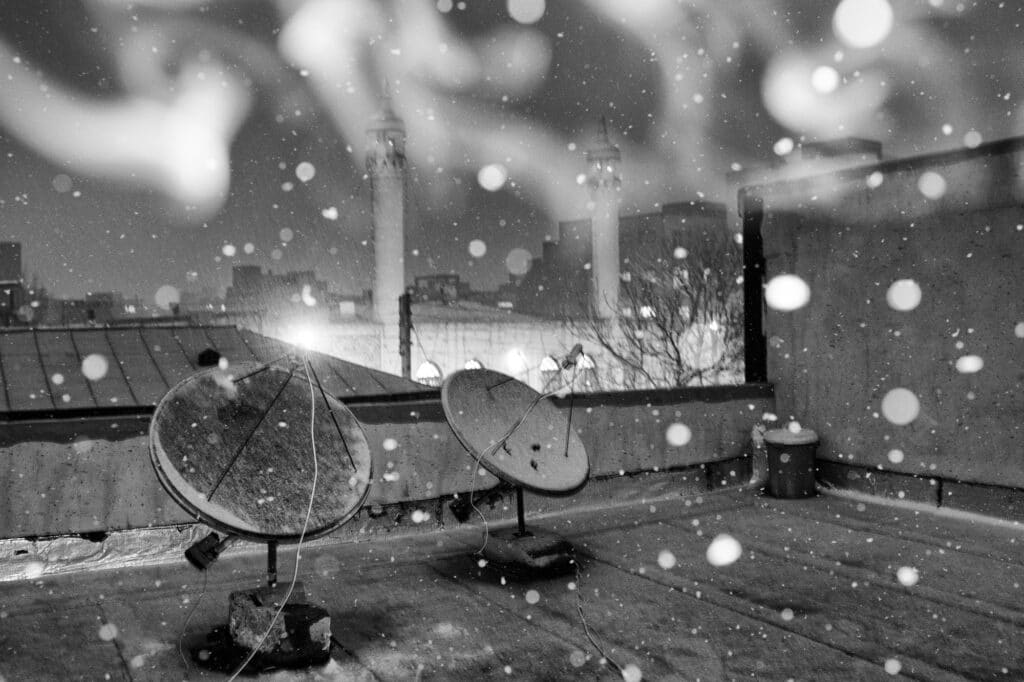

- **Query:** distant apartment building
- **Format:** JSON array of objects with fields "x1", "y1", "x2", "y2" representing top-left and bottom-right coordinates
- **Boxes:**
[
  {"x1": 410, "y1": 274, "x2": 515, "y2": 308},
  {"x1": 412, "y1": 274, "x2": 466, "y2": 304},
  {"x1": 0, "y1": 242, "x2": 25, "y2": 325},
  {"x1": 515, "y1": 200, "x2": 729, "y2": 319},
  {"x1": 0, "y1": 242, "x2": 21, "y2": 281},
  {"x1": 222, "y1": 265, "x2": 366, "y2": 330},
  {"x1": 725, "y1": 137, "x2": 883, "y2": 232}
]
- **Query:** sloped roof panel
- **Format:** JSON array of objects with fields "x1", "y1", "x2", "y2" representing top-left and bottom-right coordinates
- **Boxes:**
[
  {"x1": 170, "y1": 327, "x2": 218, "y2": 368},
  {"x1": 203, "y1": 326, "x2": 259, "y2": 365},
  {"x1": 70, "y1": 330, "x2": 138, "y2": 407},
  {"x1": 0, "y1": 325, "x2": 431, "y2": 416},
  {"x1": 34, "y1": 330, "x2": 96, "y2": 409},
  {"x1": 106, "y1": 328, "x2": 170, "y2": 406},
  {"x1": 236, "y1": 329, "x2": 426, "y2": 397},
  {"x1": 139, "y1": 327, "x2": 197, "y2": 386},
  {"x1": 0, "y1": 331, "x2": 54, "y2": 411}
]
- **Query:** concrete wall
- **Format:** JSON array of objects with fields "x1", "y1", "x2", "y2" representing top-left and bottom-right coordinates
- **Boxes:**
[
  {"x1": 263, "y1": 317, "x2": 612, "y2": 391},
  {"x1": 753, "y1": 137, "x2": 1024, "y2": 489},
  {"x1": 407, "y1": 321, "x2": 579, "y2": 388},
  {"x1": 0, "y1": 385, "x2": 772, "y2": 539}
]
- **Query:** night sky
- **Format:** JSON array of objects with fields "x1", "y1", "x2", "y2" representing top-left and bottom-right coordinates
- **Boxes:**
[{"x1": 0, "y1": 0, "x2": 1021, "y2": 304}]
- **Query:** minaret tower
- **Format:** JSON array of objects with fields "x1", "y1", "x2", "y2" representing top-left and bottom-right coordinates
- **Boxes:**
[
  {"x1": 585, "y1": 118, "x2": 622, "y2": 319},
  {"x1": 366, "y1": 86, "x2": 406, "y2": 325}
]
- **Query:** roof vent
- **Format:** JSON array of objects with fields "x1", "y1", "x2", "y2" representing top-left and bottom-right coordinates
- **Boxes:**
[{"x1": 197, "y1": 348, "x2": 222, "y2": 367}]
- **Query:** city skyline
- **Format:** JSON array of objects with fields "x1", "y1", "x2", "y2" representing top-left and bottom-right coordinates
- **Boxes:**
[{"x1": 1, "y1": 1, "x2": 1022, "y2": 306}]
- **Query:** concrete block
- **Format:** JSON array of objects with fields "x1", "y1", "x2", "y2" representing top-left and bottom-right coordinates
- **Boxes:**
[
  {"x1": 228, "y1": 583, "x2": 329, "y2": 656},
  {"x1": 480, "y1": 527, "x2": 574, "y2": 576}
]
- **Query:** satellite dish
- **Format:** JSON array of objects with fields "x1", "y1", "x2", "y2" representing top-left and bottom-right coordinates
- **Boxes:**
[
  {"x1": 150, "y1": 362, "x2": 373, "y2": 542},
  {"x1": 149, "y1": 359, "x2": 373, "y2": 673},
  {"x1": 441, "y1": 368, "x2": 589, "y2": 495},
  {"x1": 441, "y1": 368, "x2": 589, "y2": 575}
]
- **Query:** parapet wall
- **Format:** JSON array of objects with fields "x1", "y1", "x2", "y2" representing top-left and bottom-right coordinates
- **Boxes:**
[
  {"x1": 752, "y1": 137, "x2": 1024, "y2": 491},
  {"x1": 0, "y1": 385, "x2": 773, "y2": 540}
]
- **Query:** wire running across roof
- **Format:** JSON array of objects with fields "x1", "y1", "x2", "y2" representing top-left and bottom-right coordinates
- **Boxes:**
[{"x1": 0, "y1": 324, "x2": 429, "y2": 416}]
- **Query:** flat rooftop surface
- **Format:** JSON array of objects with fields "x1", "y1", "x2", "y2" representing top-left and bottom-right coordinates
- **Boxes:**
[{"x1": 1, "y1": 487, "x2": 1022, "y2": 680}]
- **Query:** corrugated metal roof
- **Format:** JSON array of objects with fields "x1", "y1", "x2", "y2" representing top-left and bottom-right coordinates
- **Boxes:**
[{"x1": 0, "y1": 324, "x2": 429, "y2": 416}]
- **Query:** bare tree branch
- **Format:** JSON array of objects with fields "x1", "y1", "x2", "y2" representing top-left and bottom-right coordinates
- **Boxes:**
[{"x1": 570, "y1": 228, "x2": 743, "y2": 389}]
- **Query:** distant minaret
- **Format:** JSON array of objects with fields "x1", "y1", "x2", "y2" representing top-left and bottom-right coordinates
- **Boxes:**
[
  {"x1": 366, "y1": 86, "x2": 406, "y2": 325},
  {"x1": 585, "y1": 118, "x2": 621, "y2": 319}
]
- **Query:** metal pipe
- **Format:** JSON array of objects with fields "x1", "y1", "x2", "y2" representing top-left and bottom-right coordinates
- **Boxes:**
[
  {"x1": 516, "y1": 486, "x2": 527, "y2": 536},
  {"x1": 267, "y1": 541, "x2": 278, "y2": 588}
]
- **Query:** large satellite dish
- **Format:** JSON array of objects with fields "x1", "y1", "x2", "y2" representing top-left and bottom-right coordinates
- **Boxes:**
[
  {"x1": 149, "y1": 359, "x2": 373, "y2": 673},
  {"x1": 441, "y1": 368, "x2": 589, "y2": 574},
  {"x1": 150, "y1": 362, "x2": 372, "y2": 542},
  {"x1": 442, "y1": 368, "x2": 589, "y2": 495}
]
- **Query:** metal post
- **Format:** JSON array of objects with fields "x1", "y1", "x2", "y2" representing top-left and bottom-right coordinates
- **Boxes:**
[
  {"x1": 267, "y1": 541, "x2": 278, "y2": 588},
  {"x1": 399, "y1": 288, "x2": 412, "y2": 379},
  {"x1": 516, "y1": 486, "x2": 527, "y2": 536},
  {"x1": 740, "y1": 190, "x2": 768, "y2": 384}
]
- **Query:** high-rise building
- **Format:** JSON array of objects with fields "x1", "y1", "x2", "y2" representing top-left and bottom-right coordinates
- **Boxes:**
[
  {"x1": 366, "y1": 88, "x2": 407, "y2": 326},
  {"x1": 0, "y1": 242, "x2": 25, "y2": 326},
  {"x1": 585, "y1": 119, "x2": 622, "y2": 319},
  {"x1": 0, "y1": 242, "x2": 22, "y2": 282}
]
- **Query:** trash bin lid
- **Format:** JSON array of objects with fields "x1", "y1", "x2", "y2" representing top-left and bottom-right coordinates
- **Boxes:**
[{"x1": 764, "y1": 427, "x2": 818, "y2": 446}]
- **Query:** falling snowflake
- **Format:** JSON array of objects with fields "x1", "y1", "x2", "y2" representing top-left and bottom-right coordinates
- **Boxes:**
[
  {"x1": 621, "y1": 663, "x2": 643, "y2": 682},
  {"x1": 706, "y1": 534, "x2": 742, "y2": 567},
  {"x1": 665, "y1": 423, "x2": 692, "y2": 447},
  {"x1": 505, "y1": 248, "x2": 533, "y2": 276},
  {"x1": 295, "y1": 161, "x2": 316, "y2": 182},
  {"x1": 154, "y1": 284, "x2": 180, "y2": 311},
  {"x1": 963, "y1": 130, "x2": 983, "y2": 148},
  {"x1": 810, "y1": 65, "x2": 840, "y2": 93},
  {"x1": 773, "y1": 137, "x2": 794, "y2": 156},
  {"x1": 52, "y1": 174, "x2": 73, "y2": 193},
  {"x1": 881, "y1": 388, "x2": 920, "y2": 426},
  {"x1": 469, "y1": 239, "x2": 487, "y2": 258},
  {"x1": 507, "y1": 0, "x2": 545, "y2": 24},
  {"x1": 765, "y1": 274, "x2": 811, "y2": 312},
  {"x1": 833, "y1": 0, "x2": 893, "y2": 49},
  {"x1": 477, "y1": 164, "x2": 508, "y2": 192},
  {"x1": 885, "y1": 279, "x2": 922, "y2": 312},
  {"x1": 917, "y1": 171, "x2": 947, "y2": 200},
  {"x1": 81, "y1": 354, "x2": 109, "y2": 381},
  {"x1": 955, "y1": 355, "x2": 983, "y2": 373},
  {"x1": 896, "y1": 566, "x2": 919, "y2": 586}
]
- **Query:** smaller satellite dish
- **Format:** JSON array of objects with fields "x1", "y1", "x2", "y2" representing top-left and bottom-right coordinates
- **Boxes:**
[
  {"x1": 441, "y1": 369, "x2": 589, "y2": 495},
  {"x1": 150, "y1": 362, "x2": 373, "y2": 543}
]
